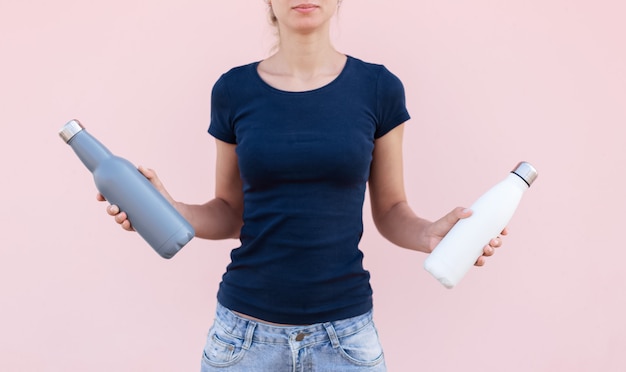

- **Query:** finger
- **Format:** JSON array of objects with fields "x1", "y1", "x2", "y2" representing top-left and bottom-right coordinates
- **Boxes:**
[
  {"x1": 483, "y1": 244, "x2": 495, "y2": 256},
  {"x1": 455, "y1": 207, "x2": 472, "y2": 219},
  {"x1": 474, "y1": 256, "x2": 486, "y2": 266},
  {"x1": 107, "y1": 204, "x2": 120, "y2": 216},
  {"x1": 138, "y1": 165, "x2": 164, "y2": 188},
  {"x1": 488, "y1": 236, "x2": 502, "y2": 248},
  {"x1": 500, "y1": 227, "x2": 509, "y2": 236},
  {"x1": 429, "y1": 207, "x2": 472, "y2": 242},
  {"x1": 121, "y1": 219, "x2": 134, "y2": 231},
  {"x1": 96, "y1": 193, "x2": 106, "y2": 202},
  {"x1": 138, "y1": 165, "x2": 157, "y2": 181},
  {"x1": 138, "y1": 164, "x2": 150, "y2": 176},
  {"x1": 442, "y1": 207, "x2": 472, "y2": 226},
  {"x1": 114, "y1": 211, "x2": 128, "y2": 224}
]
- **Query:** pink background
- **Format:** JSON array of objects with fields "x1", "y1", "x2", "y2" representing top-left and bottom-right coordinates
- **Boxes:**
[{"x1": 1, "y1": 1, "x2": 625, "y2": 371}]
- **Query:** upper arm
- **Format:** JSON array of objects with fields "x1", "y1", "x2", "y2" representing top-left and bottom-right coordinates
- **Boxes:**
[
  {"x1": 368, "y1": 123, "x2": 408, "y2": 224},
  {"x1": 214, "y1": 139, "x2": 244, "y2": 217}
]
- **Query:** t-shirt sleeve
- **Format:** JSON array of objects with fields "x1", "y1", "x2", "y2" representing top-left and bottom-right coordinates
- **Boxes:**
[
  {"x1": 374, "y1": 67, "x2": 411, "y2": 139},
  {"x1": 208, "y1": 74, "x2": 237, "y2": 144}
]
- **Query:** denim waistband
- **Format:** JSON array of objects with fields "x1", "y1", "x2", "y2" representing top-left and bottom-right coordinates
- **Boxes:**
[{"x1": 214, "y1": 302, "x2": 374, "y2": 347}]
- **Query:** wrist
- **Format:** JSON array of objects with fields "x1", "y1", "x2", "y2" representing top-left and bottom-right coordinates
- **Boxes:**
[{"x1": 416, "y1": 219, "x2": 436, "y2": 254}]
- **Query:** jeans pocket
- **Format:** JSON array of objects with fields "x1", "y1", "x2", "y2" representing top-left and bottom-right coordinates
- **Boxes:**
[
  {"x1": 337, "y1": 321, "x2": 385, "y2": 366},
  {"x1": 202, "y1": 324, "x2": 247, "y2": 368}
]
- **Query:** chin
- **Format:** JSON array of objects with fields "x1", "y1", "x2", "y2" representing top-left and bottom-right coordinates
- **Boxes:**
[{"x1": 286, "y1": 19, "x2": 328, "y2": 33}]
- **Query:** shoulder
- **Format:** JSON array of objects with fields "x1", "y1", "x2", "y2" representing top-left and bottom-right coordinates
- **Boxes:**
[
  {"x1": 345, "y1": 57, "x2": 410, "y2": 136},
  {"x1": 345, "y1": 56, "x2": 405, "y2": 88},
  {"x1": 212, "y1": 61, "x2": 261, "y2": 97},
  {"x1": 222, "y1": 61, "x2": 259, "y2": 78},
  {"x1": 346, "y1": 56, "x2": 400, "y2": 77},
  {"x1": 214, "y1": 61, "x2": 260, "y2": 87}
]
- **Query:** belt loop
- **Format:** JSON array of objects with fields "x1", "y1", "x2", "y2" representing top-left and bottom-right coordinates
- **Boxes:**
[
  {"x1": 323, "y1": 322, "x2": 340, "y2": 349},
  {"x1": 242, "y1": 321, "x2": 256, "y2": 350}
]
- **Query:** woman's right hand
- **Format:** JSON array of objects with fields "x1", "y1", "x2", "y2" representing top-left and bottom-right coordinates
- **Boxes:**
[
  {"x1": 96, "y1": 195, "x2": 134, "y2": 231},
  {"x1": 96, "y1": 165, "x2": 174, "y2": 232}
]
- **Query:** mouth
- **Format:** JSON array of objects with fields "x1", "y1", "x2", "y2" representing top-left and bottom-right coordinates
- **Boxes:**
[{"x1": 293, "y1": 3, "x2": 319, "y2": 10}]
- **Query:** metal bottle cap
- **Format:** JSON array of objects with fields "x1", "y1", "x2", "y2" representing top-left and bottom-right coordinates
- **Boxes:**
[
  {"x1": 58, "y1": 119, "x2": 85, "y2": 143},
  {"x1": 511, "y1": 161, "x2": 538, "y2": 186}
]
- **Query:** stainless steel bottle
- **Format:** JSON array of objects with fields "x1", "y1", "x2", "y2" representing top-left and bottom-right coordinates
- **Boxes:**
[
  {"x1": 59, "y1": 119, "x2": 194, "y2": 258},
  {"x1": 424, "y1": 162, "x2": 538, "y2": 288}
]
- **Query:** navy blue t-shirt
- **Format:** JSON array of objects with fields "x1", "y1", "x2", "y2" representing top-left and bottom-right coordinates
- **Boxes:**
[{"x1": 208, "y1": 55, "x2": 410, "y2": 324}]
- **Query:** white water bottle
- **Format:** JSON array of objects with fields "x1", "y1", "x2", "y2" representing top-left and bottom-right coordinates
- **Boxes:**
[{"x1": 424, "y1": 161, "x2": 538, "y2": 288}]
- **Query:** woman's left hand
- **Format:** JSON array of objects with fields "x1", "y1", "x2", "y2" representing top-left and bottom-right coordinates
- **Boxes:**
[{"x1": 474, "y1": 227, "x2": 508, "y2": 266}]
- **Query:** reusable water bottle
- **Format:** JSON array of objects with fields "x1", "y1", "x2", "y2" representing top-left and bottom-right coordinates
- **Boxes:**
[
  {"x1": 59, "y1": 119, "x2": 194, "y2": 259},
  {"x1": 423, "y1": 161, "x2": 538, "y2": 288}
]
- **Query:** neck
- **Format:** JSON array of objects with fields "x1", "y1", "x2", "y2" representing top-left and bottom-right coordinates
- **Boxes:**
[{"x1": 273, "y1": 25, "x2": 339, "y2": 76}]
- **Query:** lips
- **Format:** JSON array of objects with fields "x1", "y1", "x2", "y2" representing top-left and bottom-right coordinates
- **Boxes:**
[{"x1": 293, "y1": 3, "x2": 319, "y2": 10}]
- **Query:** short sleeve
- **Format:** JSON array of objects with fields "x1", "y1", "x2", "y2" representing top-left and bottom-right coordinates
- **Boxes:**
[
  {"x1": 374, "y1": 67, "x2": 411, "y2": 138},
  {"x1": 208, "y1": 74, "x2": 237, "y2": 144}
]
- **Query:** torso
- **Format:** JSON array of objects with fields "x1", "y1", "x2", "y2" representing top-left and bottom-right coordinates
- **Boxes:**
[{"x1": 208, "y1": 55, "x2": 410, "y2": 325}]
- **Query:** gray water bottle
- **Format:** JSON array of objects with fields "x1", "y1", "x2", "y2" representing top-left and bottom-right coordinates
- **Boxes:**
[{"x1": 59, "y1": 119, "x2": 194, "y2": 259}]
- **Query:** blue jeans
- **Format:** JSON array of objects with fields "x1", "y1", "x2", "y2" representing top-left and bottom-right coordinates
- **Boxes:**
[{"x1": 200, "y1": 303, "x2": 387, "y2": 371}]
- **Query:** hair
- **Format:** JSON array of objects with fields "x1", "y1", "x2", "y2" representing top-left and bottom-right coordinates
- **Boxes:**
[
  {"x1": 266, "y1": 5, "x2": 279, "y2": 52},
  {"x1": 264, "y1": 0, "x2": 277, "y2": 26},
  {"x1": 268, "y1": 6, "x2": 278, "y2": 26},
  {"x1": 267, "y1": 6, "x2": 278, "y2": 27}
]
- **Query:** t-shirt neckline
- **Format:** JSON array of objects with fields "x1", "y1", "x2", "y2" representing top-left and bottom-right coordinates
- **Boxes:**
[{"x1": 252, "y1": 55, "x2": 352, "y2": 95}]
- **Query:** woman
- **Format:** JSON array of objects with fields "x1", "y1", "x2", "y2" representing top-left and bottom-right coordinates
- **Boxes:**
[{"x1": 100, "y1": 1, "x2": 505, "y2": 370}]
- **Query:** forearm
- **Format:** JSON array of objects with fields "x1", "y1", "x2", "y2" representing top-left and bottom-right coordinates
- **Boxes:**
[
  {"x1": 174, "y1": 198, "x2": 242, "y2": 240},
  {"x1": 373, "y1": 201, "x2": 433, "y2": 253}
]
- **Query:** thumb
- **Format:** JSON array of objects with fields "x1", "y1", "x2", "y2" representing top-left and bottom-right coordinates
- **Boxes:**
[
  {"x1": 433, "y1": 207, "x2": 472, "y2": 237},
  {"x1": 138, "y1": 165, "x2": 161, "y2": 187},
  {"x1": 137, "y1": 165, "x2": 174, "y2": 204},
  {"x1": 137, "y1": 164, "x2": 156, "y2": 179},
  {"x1": 447, "y1": 206, "x2": 472, "y2": 224}
]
